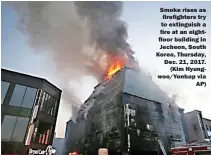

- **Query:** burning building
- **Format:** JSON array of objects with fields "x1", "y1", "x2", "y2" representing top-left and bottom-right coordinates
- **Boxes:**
[
  {"x1": 4, "y1": 2, "x2": 187, "y2": 154},
  {"x1": 64, "y1": 57, "x2": 187, "y2": 155}
]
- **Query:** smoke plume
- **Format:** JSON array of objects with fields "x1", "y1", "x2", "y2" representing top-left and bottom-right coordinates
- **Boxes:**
[
  {"x1": 8, "y1": 2, "x2": 133, "y2": 123},
  {"x1": 74, "y1": 2, "x2": 128, "y2": 53}
]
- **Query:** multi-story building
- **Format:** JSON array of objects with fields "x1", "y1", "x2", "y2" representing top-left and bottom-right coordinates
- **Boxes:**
[
  {"x1": 64, "y1": 65, "x2": 187, "y2": 155},
  {"x1": 184, "y1": 110, "x2": 210, "y2": 142},
  {"x1": 1, "y1": 68, "x2": 62, "y2": 155}
]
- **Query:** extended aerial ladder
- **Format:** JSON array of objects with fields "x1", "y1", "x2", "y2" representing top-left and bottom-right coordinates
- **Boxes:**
[{"x1": 157, "y1": 139, "x2": 167, "y2": 155}]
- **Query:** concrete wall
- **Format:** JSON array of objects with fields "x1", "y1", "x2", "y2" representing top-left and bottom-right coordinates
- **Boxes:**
[{"x1": 184, "y1": 111, "x2": 205, "y2": 141}]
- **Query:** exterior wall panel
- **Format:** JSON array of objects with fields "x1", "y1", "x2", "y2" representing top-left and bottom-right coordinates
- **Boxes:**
[{"x1": 184, "y1": 110, "x2": 211, "y2": 141}]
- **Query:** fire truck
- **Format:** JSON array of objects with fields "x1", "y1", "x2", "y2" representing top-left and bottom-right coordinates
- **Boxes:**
[{"x1": 170, "y1": 141, "x2": 211, "y2": 155}]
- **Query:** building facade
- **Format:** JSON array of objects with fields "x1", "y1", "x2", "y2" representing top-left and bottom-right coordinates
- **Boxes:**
[
  {"x1": 53, "y1": 138, "x2": 65, "y2": 155},
  {"x1": 184, "y1": 110, "x2": 210, "y2": 142},
  {"x1": 203, "y1": 118, "x2": 211, "y2": 140},
  {"x1": 65, "y1": 66, "x2": 187, "y2": 155},
  {"x1": 1, "y1": 68, "x2": 62, "y2": 154}
]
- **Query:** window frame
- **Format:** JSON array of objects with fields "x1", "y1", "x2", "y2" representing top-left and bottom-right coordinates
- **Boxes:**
[
  {"x1": 1, "y1": 81, "x2": 10, "y2": 104},
  {"x1": 1, "y1": 115, "x2": 17, "y2": 141},
  {"x1": 9, "y1": 84, "x2": 27, "y2": 107},
  {"x1": 10, "y1": 116, "x2": 30, "y2": 142},
  {"x1": 40, "y1": 92, "x2": 46, "y2": 111},
  {"x1": 9, "y1": 84, "x2": 37, "y2": 109},
  {"x1": 21, "y1": 87, "x2": 37, "y2": 109},
  {"x1": 39, "y1": 91, "x2": 58, "y2": 116},
  {"x1": 1, "y1": 115, "x2": 29, "y2": 142}
]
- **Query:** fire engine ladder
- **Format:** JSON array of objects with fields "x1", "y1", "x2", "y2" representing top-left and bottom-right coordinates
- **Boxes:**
[{"x1": 157, "y1": 139, "x2": 167, "y2": 155}]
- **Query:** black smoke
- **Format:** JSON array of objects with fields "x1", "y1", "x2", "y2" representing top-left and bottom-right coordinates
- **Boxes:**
[
  {"x1": 74, "y1": 2, "x2": 129, "y2": 54},
  {"x1": 7, "y1": 1, "x2": 134, "y2": 136}
]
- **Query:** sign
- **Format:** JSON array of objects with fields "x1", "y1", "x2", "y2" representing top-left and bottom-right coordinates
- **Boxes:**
[
  {"x1": 28, "y1": 145, "x2": 56, "y2": 155},
  {"x1": 126, "y1": 108, "x2": 136, "y2": 116}
]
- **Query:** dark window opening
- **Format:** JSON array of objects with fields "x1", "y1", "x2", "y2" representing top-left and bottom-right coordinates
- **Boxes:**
[{"x1": 35, "y1": 121, "x2": 53, "y2": 145}]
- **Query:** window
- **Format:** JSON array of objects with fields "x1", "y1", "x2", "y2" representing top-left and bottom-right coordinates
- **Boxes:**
[
  {"x1": 35, "y1": 121, "x2": 52, "y2": 145},
  {"x1": 40, "y1": 92, "x2": 46, "y2": 111},
  {"x1": 1, "y1": 115, "x2": 29, "y2": 142},
  {"x1": 1, "y1": 115, "x2": 17, "y2": 141},
  {"x1": 50, "y1": 99, "x2": 54, "y2": 116},
  {"x1": 47, "y1": 95, "x2": 51, "y2": 114},
  {"x1": 21, "y1": 87, "x2": 37, "y2": 108},
  {"x1": 39, "y1": 91, "x2": 58, "y2": 116},
  {"x1": 11, "y1": 117, "x2": 29, "y2": 142},
  {"x1": 1, "y1": 81, "x2": 10, "y2": 104},
  {"x1": 49, "y1": 96, "x2": 55, "y2": 115},
  {"x1": 9, "y1": 85, "x2": 37, "y2": 109},
  {"x1": 43, "y1": 93, "x2": 49, "y2": 112},
  {"x1": 53, "y1": 99, "x2": 58, "y2": 116},
  {"x1": 206, "y1": 125, "x2": 209, "y2": 130},
  {"x1": 9, "y1": 85, "x2": 26, "y2": 107}
]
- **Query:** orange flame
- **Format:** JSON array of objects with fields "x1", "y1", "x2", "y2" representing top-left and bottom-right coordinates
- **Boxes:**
[{"x1": 105, "y1": 56, "x2": 127, "y2": 80}]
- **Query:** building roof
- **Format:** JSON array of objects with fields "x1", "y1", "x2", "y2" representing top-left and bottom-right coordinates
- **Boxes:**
[
  {"x1": 203, "y1": 118, "x2": 211, "y2": 122},
  {"x1": 185, "y1": 110, "x2": 202, "y2": 115},
  {"x1": 1, "y1": 68, "x2": 61, "y2": 92},
  {"x1": 123, "y1": 68, "x2": 172, "y2": 106}
]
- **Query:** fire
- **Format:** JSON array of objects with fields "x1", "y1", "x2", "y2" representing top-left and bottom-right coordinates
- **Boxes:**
[
  {"x1": 69, "y1": 152, "x2": 81, "y2": 155},
  {"x1": 105, "y1": 56, "x2": 127, "y2": 80}
]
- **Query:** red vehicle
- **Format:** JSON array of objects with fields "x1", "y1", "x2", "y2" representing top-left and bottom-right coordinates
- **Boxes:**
[{"x1": 170, "y1": 143, "x2": 211, "y2": 155}]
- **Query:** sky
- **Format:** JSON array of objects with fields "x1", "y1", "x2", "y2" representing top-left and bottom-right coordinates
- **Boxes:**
[{"x1": 1, "y1": 1, "x2": 211, "y2": 138}]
